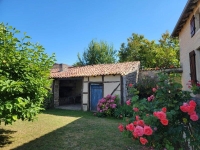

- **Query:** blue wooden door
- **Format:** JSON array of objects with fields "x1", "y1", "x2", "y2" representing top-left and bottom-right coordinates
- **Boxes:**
[{"x1": 90, "y1": 84, "x2": 103, "y2": 111}]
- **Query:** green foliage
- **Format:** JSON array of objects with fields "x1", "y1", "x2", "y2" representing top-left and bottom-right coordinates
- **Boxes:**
[
  {"x1": 43, "y1": 91, "x2": 54, "y2": 109},
  {"x1": 114, "y1": 104, "x2": 133, "y2": 118},
  {"x1": 119, "y1": 73, "x2": 200, "y2": 149},
  {"x1": 114, "y1": 87, "x2": 140, "y2": 119},
  {"x1": 74, "y1": 40, "x2": 117, "y2": 66},
  {"x1": 188, "y1": 80, "x2": 200, "y2": 95},
  {"x1": 118, "y1": 32, "x2": 180, "y2": 69},
  {"x1": 0, "y1": 23, "x2": 55, "y2": 125},
  {"x1": 136, "y1": 75, "x2": 158, "y2": 98}
]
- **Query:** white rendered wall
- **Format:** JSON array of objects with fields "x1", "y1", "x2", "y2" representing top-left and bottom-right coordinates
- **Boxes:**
[{"x1": 179, "y1": 1, "x2": 200, "y2": 91}]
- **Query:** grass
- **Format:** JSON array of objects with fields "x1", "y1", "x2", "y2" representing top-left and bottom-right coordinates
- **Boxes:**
[{"x1": 0, "y1": 109, "x2": 147, "y2": 150}]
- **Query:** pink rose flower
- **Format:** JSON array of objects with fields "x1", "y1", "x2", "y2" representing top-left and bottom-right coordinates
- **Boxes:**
[
  {"x1": 133, "y1": 121, "x2": 138, "y2": 125},
  {"x1": 126, "y1": 123, "x2": 135, "y2": 131},
  {"x1": 134, "y1": 126, "x2": 144, "y2": 137},
  {"x1": 187, "y1": 105, "x2": 195, "y2": 114},
  {"x1": 137, "y1": 120, "x2": 145, "y2": 127},
  {"x1": 180, "y1": 105, "x2": 189, "y2": 112},
  {"x1": 144, "y1": 126, "x2": 153, "y2": 135},
  {"x1": 132, "y1": 131, "x2": 138, "y2": 138},
  {"x1": 188, "y1": 111, "x2": 196, "y2": 115},
  {"x1": 190, "y1": 113, "x2": 199, "y2": 121},
  {"x1": 154, "y1": 111, "x2": 166, "y2": 120},
  {"x1": 126, "y1": 99, "x2": 131, "y2": 106},
  {"x1": 147, "y1": 95, "x2": 155, "y2": 101},
  {"x1": 150, "y1": 95, "x2": 155, "y2": 100},
  {"x1": 140, "y1": 137, "x2": 148, "y2": 145},
  {"x1": 133, "y1": 107, "x2": 139, "y2": 112},
  {"x1": 189, "y1": 100, "x2": 197, "y2": 107},
  {"x1": 147, "y1": 96, "x2": 152, "y2": 101},
  {"x1": 160, "y1": 119, "x2": 169, "y2": 125},
  {"x1": 162, "y1": 107, "x2": 167, "y2": 113},
  {"x1": 118, "y1": 124, "x2": 124, "y2": 132},
  {"x1": 135, "y1": 115, "x2": 140, "y2": 121},
  {"x1": 152, "y1": 88, "x2": 157, "y2": 92}
]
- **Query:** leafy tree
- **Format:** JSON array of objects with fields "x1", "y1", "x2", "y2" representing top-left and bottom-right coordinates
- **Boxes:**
[
  {"x1": 0, "y1": 23, "x2": 55, "y2": 125},
  {"x1": 118, "y1": 32, "x2": 180, "y2": 69},
  {"x1": 74, "y1": 40, "x2": 117, "y2": 66},
  {"x1": 155, "y1": 32, "x2": 180, "y2": 68}
]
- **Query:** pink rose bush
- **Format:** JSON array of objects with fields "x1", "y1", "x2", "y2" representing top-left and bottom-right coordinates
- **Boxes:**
[
  {"x1": 147, "y1": 95, "x2": 155, "y2": 101},
  {"x1": 180, "y1": 100, "x2": 199, "y2": 121},
  {"x1": 153, "y1": 108, "x2": 169, "y2": 125},
  {"x1": 126, "y1": 99, "x2": 131, "y2": 106},
  {"x1": 118, "y1": 73, "x2": 200, "y2": 150},
  {"x1": 97, "y1": 94, "x2": 119, "y2": 117},
  {"x1": 119, "y1": 115, "x2": 153, "y2": 145},
  {"x1": 133, "y1": 107, "x2": 139, "y2": 112}
]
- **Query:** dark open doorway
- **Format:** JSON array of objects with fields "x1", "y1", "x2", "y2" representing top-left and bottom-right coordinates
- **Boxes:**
[{"x1": 59, "y1": 78, "x2": 82, "y2": 107}]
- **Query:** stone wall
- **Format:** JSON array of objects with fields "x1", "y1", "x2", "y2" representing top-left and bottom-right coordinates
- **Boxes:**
[
  {"x1": 53, "y1": 80, "x2": 59, "y2": 107},
  {"x1": 139, "y1": 68, "x2": 183, "y2": 80},
  {"x1": 124, "y1": 68, "x2": 183, "y2": 101},
  {"x1": 124, "y1": 69, "x2": 140, "y2": 101},
  {"x1": 125, "y1": 70, "x2": 139, "y2": 86}
]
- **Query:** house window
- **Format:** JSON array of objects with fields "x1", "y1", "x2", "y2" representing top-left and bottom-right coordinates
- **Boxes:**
[
  {"x1": 190, "y1": 15, "x2": 195, "y2": 37},
  {"x1": 189, "y1": 50, "x2": 197, "y2": 83}
]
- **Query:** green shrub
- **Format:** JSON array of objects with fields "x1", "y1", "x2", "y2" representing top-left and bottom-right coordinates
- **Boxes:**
[
  {"x1": 43, "y1": 91, "x2": 54, "y2": 109},
  {"x1": 118, "y1": 73, "x2": 200, "y2": 150},
  {"x1": 114, "y1": 104, "x2": 133, "y2": 118},
  {"x1": 136, "y1": 75, "x2": 157, "y2": 99}
]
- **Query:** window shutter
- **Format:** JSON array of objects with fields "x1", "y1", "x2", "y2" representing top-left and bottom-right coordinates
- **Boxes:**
[
  {"x1": 190, "y1": 15, "x2": 195, "y2": 37},
  {"x1": 189, "y1": 50, "x2": 197, "y2": 83}
]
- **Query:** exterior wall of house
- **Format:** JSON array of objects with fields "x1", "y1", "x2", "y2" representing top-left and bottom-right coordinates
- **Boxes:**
[
  {"x1": 179, "y1": 1, "x2": 200, "y2": 91},
  {"x1": 82, "y1": 75, "x2": 121, "y2": 111},
  {"x1": 104, "y1": 75, "x2": 121, "y2": 96},
  {"x1": 82, "y1": 77, "x2": 89, "y2": 111}
]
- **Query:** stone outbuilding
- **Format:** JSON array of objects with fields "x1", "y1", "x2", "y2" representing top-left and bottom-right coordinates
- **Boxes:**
[{"x1": 50, "y1": 61, "x2": 140, "y2": 111}]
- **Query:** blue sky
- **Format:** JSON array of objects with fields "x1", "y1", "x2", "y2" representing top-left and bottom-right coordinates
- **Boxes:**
[{"x1": 1, "y1": 0, "x2": 187, "y2": 65}]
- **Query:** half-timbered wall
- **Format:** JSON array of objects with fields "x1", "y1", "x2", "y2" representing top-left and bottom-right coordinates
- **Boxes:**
[{"x1": 82, "y1": 75, "x2": 121, "y2": 111}]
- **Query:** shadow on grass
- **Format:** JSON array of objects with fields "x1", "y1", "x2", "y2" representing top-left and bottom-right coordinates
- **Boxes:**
[
  {"x1": 1, "y1": 108, "x2": 142, "y2": 150},
  {"x1": 0, "y1": 129, "x2": 16, "y2": 148}
]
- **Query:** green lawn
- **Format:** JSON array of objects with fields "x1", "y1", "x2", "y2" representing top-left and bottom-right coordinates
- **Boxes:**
[{"x1": 0, "y1": 109, "x2": 147, "y2": 150}]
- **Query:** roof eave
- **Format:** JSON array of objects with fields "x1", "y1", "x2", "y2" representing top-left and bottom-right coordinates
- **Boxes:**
[{"x1": 171, "y1": 0, "x2": 198, "y2": 37}]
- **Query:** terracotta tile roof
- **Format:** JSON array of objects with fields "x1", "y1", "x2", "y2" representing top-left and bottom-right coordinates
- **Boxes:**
[{"x1": 50, "y1": 61, "x2": 140, "y2": 78}]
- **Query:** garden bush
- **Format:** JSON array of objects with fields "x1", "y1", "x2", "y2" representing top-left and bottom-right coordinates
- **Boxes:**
[
  {"x1": 96, "y1": 94, "x2": 119, "y2": 117},
  {"x1": 118, "y1": 73, "x2": 200, "y2": 150},
  {"x1": 114, "y1": 86, "x2": 140, "y2": 119},
  {"x1": 135, "y1": 75, "x2": 158, "y2": 99},
  {"x1": 114, "y1": 104, "x2": 133, "y2": 119}
]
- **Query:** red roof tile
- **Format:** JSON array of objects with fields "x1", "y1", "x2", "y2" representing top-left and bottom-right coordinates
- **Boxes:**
[{"x1": 50, "y1": 61, "x2": 140, "y2": 78}]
